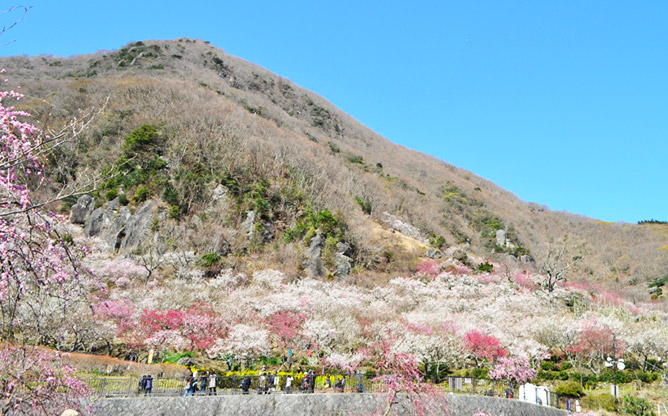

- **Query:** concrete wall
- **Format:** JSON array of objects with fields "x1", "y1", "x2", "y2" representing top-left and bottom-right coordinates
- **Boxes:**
[{"x1": 93, "y1": 393, "x2": 569, "y2": 416}]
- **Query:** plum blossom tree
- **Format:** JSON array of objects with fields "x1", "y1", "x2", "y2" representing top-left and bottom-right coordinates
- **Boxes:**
[
  {"x1": 368, "y1": 340, "x2": 448, "y2": 416},
  {"x1": 0, "y1": 81, "x2": 93, "y2": 414},
  {"x1": 463, "y1": 329, "x2": 507, "y2": 368},
  {"x1": 0, "y1": 346, "x2": 90, "y2": 415},
  {"x1": 488, "y1": 355, "x2": 537, "y2": 386},
  {"x1": 207, "y1": 324, "x2": 270, "y2": 367}
]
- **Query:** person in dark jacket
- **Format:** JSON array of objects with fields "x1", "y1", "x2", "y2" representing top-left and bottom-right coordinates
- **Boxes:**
[
  {"x1": 240, "y1": 375, "x2": 251, "y2": 394},
  {"x1": 144, "y1": 374, "x2": 153, "y2": 396},
  {"x1": 138, "y1": 375, "x2": 147, "y2": 395}
]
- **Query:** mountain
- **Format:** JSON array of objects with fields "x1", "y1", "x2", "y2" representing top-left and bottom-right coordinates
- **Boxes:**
[{"x1": 2, "y1": 38, "x2": 667, "y2": 299}]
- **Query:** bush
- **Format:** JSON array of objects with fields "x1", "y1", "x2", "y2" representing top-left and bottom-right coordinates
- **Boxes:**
[
  {"x1": 168, "y1": 205, "x2": 181, "y2": 220},
  {"x1": 198, "y1": 253, "x2": 221, "y2": 268},
  {"x1": 122, "y1": 125, "x2": 161, "y2": 154},
  {"x1": 635, "y1": 372, "x2": 659, "y2": 383},
  {"x1": 540, "y1": 361, "x2": 556, "y2": 371},
  {"x1": 581, "y1": 393, "x2": 617, "y2": 413},
  {"x1": 621, "y1": 394, "x2": 656, "y2": 416},
  {"x1": 355, "y1": 196, "x2": 372, "y2": 215},
  {"x1": 555, "y1": 380, "x2": 584, "y2": 398},
  {"x1": 134, "y1": 185, "x2": 149, "y2": 202},
  {"x1": 106, "y1": 188, "x2": 118, "y2": 201},
  {"x1": 598, "y1": 370, "x2": 634, "y2": 384},
  {"x1": 475, "y1": 262, "x2": 494, "y2": 274}
]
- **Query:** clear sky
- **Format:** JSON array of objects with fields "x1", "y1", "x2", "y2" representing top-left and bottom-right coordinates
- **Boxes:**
[{"x1": 1, "y1": 1, "x2": 666, "y2": 223}]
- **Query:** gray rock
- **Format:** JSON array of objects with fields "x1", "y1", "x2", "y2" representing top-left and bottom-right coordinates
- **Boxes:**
[
  {"x1": 382, "y1": 212, "x2": 426, "y2": 243},
  {"x1": 241, "y1": 210, "x2": 256, "y2": 238},
  {"x1": 333, "y1": 242, "x2": 352, "y2": 279},
  {"x1": 520, "y1": 255, "x2": 535, "y2": 264},
  {"x1": 84, "y1": 207, "x2": 105, "y2": 237},
  {"x1": 212, "y1": 184, "x2": 227, "y2": 201},
  {"x1": 334, "y1": 252, "x2": 352, "y2": 280},
  {"x1": 104, "y1": 206, "x2": 131, "y2": 250},
  {"x1": 426, "y1": 248, "x2": 443, "y2": 259},
  {"x1": 69, "y1": 195, "x2": 95, "y2": 224},
  {"x1": 496, "y1": 229, "x2": 506, "y2": 247},
  {"x1": 84, "y1": 198, "x2": 157, "y2": 252},
  {"x1": 305, "y1": 231, "x2": 327, "y2": 277},
  {"x1": 120, "y1": 200, "x2": 156, "y2": 251}
]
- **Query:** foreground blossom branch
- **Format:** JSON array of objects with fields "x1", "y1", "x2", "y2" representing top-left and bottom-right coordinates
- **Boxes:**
[
  {"x1": 368, "y1": 340, "x2": 448, "y2": 416},
  {"x1": 0, "y1": 80, "x2": 93, "y2": 414}
]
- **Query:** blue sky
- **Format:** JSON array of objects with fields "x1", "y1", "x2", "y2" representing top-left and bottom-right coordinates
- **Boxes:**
[{"x1": 2, "y1": 1, "x2": 666, "y2": 223}]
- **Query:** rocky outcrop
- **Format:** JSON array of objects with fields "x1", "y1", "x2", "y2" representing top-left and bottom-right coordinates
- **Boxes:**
[
  {"x1": 382, "y1": 212, "x2": 426, "y2": 243},
  {"x1": 334, "y1": 242, "x2": 352, "y2": 280},
  {"x1": 82, "y1": 198, "x2": 156, "y2": 252},
  {"x1": 241, "y1": 210, "x2": 256, "y2": 238},
  {"x1": 496, "y1": 229, "x2": 507, "y2": 247},
  {"x1": 69, "y1": 195, "x2": 95, "y2": 224},
  {"x1": 120, "y1": 200, "x2": 156, "y2": 250},
  {"x1": 305, "y1": 231, "x2": 327, "y2": 277}
]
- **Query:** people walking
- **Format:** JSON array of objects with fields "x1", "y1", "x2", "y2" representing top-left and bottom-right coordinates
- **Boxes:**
[
  {"x1": 285, "y1": 374, "x2": 293, "y2": 394},
  {"x1": 240, "y1": 375, "x2": 251, "y2": 394},
  {"x1": 144, "y1": 374, "x2": 153, "y2": 397},
  {"x1": 138, "y1": 375, "x2": 147, "y2": 395},
  {"x1": 184, "y1": 376, "x2": 195, "y2": 397},
  {"x1": 272, "y1": 371, "x2": 280, "y2": 392},
  {"x1": 208, "y1": 373, "x2": 217, "y2": 395}
]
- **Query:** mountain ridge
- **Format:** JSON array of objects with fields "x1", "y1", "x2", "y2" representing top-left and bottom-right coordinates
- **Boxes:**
[{"x1": 1, "y1": 38, "x2": 666, "y2": 297}]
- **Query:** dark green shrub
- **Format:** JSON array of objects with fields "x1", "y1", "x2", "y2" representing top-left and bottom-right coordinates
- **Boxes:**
[
  {"x1": 598, "y1": 370, "x2": 633, "y2": 384},
  {"x1": 355, "y1": 196, "x2": 372, "y2": 215},
  {"x1": 134, "y1": 185, "x2": 149, "y2": 202},
  {"x1": 581, "y1": 393, "x2": 617, "y2": 413},
  {"x1": 327, "y1": 141, "x2": 340, "y2": 153},
  {"x1": 105, "y1": 188, "x2": 118, "y2": 201},
  {"x1": 635, "y1": 372, "x2": 659, "y2": 383},
  {"x1": 162, "y1": 185, "x2": 180, "y2": 206},
  {"x1": 540, "y1": 361, "x2": 556, "y2": 371},
  {"x1": 621, "y1": 394, "x2": 656, "y2": 416},
  {"x1": 560, "y1": 362, "x2": 573, "y2": 370},
  {"x1": 118, "y1": 193, "x2": 129, "y2": 206},
  {"x1": 429, "y1": 233, "x2": 445, "y2": 248},
  {"x1": 347, "y1": 155, "x2": 364, "y2": 164},
  {"x1": 555, "y1": 380, "x2": 584, "y2": 398},
  {"x1": 198, "y1": 253, "x2": 221, "y2": 268},
  {"x1": 122, "y1": 125, "x2": 161, "y2": 154},
  {"x1": 537, "y1": 370, "x2": 555, "y2": 380},
  {"x1": 168, "y1": 205, "x2": 181, "y2": 220},
  {"x1": 475, "y1": 261, "x2": 494, "y2": 274}
]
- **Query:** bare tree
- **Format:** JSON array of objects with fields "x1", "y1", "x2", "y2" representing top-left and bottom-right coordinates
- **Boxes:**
[{"x1": 536, "y1": 234, "x2": 585, "y2": 293}]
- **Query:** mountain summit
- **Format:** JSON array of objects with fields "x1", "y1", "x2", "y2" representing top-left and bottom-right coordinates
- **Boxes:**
[{"x1": 2, "y1": 38, "x2": 666, "y2": 297}]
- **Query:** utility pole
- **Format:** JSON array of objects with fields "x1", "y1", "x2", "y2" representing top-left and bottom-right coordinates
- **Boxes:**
[{"x1": 605, "y1": 334, "x2": 625, "y2": 404}]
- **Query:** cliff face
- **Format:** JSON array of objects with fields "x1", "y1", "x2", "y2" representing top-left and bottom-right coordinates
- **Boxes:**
[{"x1": 2, "y1": 38, "x2": 666, "y2": 292}]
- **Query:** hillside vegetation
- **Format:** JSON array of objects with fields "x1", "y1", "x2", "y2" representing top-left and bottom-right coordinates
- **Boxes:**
[{"x1": 1, "y1": 38, "x2": 666, "y2": 295}]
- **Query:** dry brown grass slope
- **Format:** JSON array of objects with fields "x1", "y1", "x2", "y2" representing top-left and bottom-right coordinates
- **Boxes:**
[{"x1": 2, "y1": 38, "x2": 666, "y2": 297}]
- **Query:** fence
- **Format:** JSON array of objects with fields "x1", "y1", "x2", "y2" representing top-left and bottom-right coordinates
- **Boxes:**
[{"x1": 82, "y1": 374, "x2": 569, "y2": 410}]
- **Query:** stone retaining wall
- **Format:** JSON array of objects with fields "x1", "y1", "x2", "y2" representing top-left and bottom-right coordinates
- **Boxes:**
[{"x1": 93, "y1": 393, "x2": 569, "y2": 416}]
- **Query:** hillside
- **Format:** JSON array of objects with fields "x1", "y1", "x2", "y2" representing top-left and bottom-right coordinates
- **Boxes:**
[{"x1": 1, "y1": 38, "x2": 667, "y2": 297}]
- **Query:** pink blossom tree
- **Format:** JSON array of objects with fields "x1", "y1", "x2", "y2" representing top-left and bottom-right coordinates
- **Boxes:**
[
  {"x1": 463, "y1": 329, "x2": 507, "y2": 368},
  {"x1": 488, "y1": 355, "x2": 537, "y2": 386},
  {"x1": 0, "y1": 346, "x2": 91, "y2": 415},
  {"x1": 0, "y1": 82, "x2": 93, "y2": 414},
  {"x1": 368, "y1": 340, "x2": 448, "y2": 416}
]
